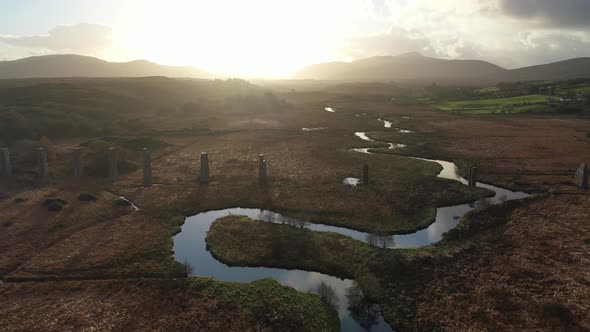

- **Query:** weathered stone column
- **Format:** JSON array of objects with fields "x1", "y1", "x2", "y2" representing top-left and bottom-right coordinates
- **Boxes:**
[
  {"x1": 1, "y1": 148, "x2": 12, "y2": 176},
  {"x1": 143, "y1": 148, "x2": 152, "y2": 186},
  {"x1": 258, "y1": 154, "x2": 267, "y2": 185},
  {"x1": 468, "y1": 165, "x2": 478, "y2": 187},
  {"x1": 108, "y1": 147, "x2": 118, "y2": 183},
  {"x1": 37, "y1": 147, "x2": 49, "y2": 179},
  {"x1": 200, "y1": 152, "x2": 209, "y2": 184},
  {"x1": 574, "y1": 163, "x2": 588, "y2": 189},
  {"x1": 71, "y1": 148, "x2": 82, "y2": 177},
  {"x1": 363, "y1": 163, "x2": 369, "y2": 185}
]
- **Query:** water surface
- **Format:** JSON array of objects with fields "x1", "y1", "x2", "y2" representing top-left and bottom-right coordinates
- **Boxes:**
[
  {"x1": 174, "y1": 208, "x2": 391, "y2": 331},
  {"x1": 302, "y1": 127, "x2": 325, "y2": 132},
  {"x1": 343, "y1": 177, "x2": 360, "y2": 187},
  {"x1": 352, "y1": 132, "x2": 529, "y2": 247}
]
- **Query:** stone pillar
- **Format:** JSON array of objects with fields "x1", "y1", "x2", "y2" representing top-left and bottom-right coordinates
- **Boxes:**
[
  {"x1": 574, "y1": 163, "x2": 588, "y2": 189},
  {"x1": 1, "y1": 148, "x2": 11, "y2": 176},
  {"x1": 468, "y1": 165, "x2": 478, "y2": 187},
  {"x1": 108, "y1": 147, "x2": 118, "y2": 183},
  {"x1": 259, "y1": 154, "x2": 267, "y2": 185},
  {"x1": 143, "y1": 148, "x2": 152, "y2": 186},
  {"x1": 71, "y1": 148, "x2": 82, "y2": 177},
  {"x1": 37, "y1": 147, "x2": 49, "y2": 179},
  {"x1": 200, "y1": 152, "x2": 209, "y2": 184},
  {"x1": 363, "y1": 163, "x2": 369, "y2": 185}
]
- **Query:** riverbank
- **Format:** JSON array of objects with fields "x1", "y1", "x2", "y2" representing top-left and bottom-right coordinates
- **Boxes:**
[
  {"x1": 0, "y1": 277, "x2": 339, "y2": 331},
  {"x1": 206, "y1": 215, "x2": 379, "y2": 279},
  {"x1": 205, "y1": 194, "x2": 590, "y2": 330}
]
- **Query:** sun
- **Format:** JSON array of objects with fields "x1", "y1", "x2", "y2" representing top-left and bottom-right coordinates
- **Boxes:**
[{"x1": 112, "y1": 0, "x2": 364, "y2": 77}]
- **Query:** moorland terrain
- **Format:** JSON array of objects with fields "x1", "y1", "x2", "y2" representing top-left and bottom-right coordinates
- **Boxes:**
[{"x1": 1, "y1": 76, "x2": 589, "y2": 331}]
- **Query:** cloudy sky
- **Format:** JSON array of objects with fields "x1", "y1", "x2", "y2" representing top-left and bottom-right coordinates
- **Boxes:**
[{"x1": 0, "y1": 0, "x2": 589, "y2": 77}]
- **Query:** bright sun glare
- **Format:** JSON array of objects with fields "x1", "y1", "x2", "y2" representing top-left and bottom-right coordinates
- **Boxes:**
[{"x1": 113, "y1": 0, "x2": 364, "y2": 77}]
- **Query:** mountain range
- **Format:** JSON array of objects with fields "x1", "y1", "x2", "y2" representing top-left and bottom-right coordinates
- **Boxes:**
[
  {"x1": 0, "y1": 53, "x2": 589, "y2": 84},
  {"x1": 0, "y1": 54, "x2": 214, "y2": 79},
  {"x1": 294, "y1": 52, "x2": 590, "y2": 84}
]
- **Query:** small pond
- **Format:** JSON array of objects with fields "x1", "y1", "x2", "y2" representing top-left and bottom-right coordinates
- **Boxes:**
[{"x1": 343, "y1": 177, "x2": 360, "y2": 187}]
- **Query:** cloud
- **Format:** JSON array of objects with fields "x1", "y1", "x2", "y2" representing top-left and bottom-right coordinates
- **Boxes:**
[
  {"x1": 498, "y1": 0, "x2": 590, "y2": 27},
  {"x1": 342, "y1": 27, "x2": 489, "y2": 62},
  {"x1": 0, "y1": 23, "x2": 112, "y2": 55},
  {"x1": 342, "y1": 25, "x2": 590, "y2": 69},
  {"x1": 344, "y1": 27, "x2": 432, "y2": 59},
  {"x1": 369, "y1": 0, "x2": 392, "y2": 17},
  {"x1": 514, "y1": 31, "x2": 590, "y2": 65}
]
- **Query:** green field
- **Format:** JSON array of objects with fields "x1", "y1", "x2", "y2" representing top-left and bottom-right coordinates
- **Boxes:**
[
  {"x1": 435, "y1": 94, "x2": 553, "y2": 114},
  {"x1": 558, "y1": 83, "x2": 590, "y2": 94},
  {"x1": 473, "y1": 87, "x2": 500, "y2": 94}
]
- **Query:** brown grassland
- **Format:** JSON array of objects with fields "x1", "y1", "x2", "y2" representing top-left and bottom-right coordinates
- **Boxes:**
[{"x1": 1, "y1": 78, "x2": 589, "y2": 331}]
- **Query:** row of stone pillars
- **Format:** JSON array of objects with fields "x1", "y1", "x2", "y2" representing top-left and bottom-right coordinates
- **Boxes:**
[
  {"x1": 0, "y1": 147, "x2": 269, "y2": 187},
  {"x1": 0, "y1": 147, "x2": 153, "y2": 186},
  {"x1": 2, "y1": 146, "x2": 588, "y2": 190}
]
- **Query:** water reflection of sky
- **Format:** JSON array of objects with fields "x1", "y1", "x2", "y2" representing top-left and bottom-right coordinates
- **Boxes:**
[
  {"x1": 355, "y1": 132, "x2": 373, "y2": 141},
  {"x1": 378, "y1": 118, "x2": 393, "y2": 128},
  {"x1": 174, "y1": 207, "x2": 391, "y2": 331},
  {"x1": 344, "y1": 177, "x2": 360, "y2": 187},
  {"x1": 349, "y1": 131, "x2": 529, "y2": 249}
]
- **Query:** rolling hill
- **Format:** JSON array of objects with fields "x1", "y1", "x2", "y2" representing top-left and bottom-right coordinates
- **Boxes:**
[
  {"x1": 503, "y1": 58, "x2": 590, "y2": 82},
  {"x1": 294, "y1": 52, "x2": 590, "y2": 84},
  {"x1": 0, "y1": 54, "x2": 215, "y2": 79}
]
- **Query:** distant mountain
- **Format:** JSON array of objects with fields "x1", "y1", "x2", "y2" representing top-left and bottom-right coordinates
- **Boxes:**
[
  {"x1": 503, "y1": 58, "x2": 590, "y2": 82},
  {"x1": 294, "y1": 53, "x2": 590, "y2": 84},
  {"x1": 0, "y1": 54, "x2": 215, "y2": 79}
]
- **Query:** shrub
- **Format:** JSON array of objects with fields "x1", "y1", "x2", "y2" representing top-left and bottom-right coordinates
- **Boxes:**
[
  {"x1": 42, "y1": 198, "x2": 68, "y2": 206},
  {"x1": 47, "y1": 202, "x2": 64, "y2": 212},
  {"x1": 13, "y1": 197, "x2": 27, "y2": 203},
  {"x1": 116, "y1": 137, "x2": 169, "y2": 150},
  {"x1": 317, "y1": 281, "x2": 339, "y2": 310},
  {"x1": 357, "y1": 273, "x2": 383, "y2": 302},
  {"x1": 78, "y1": 192, "x2": 98, "y2": 201},
  {"x1": 541, "y1": 301, "x2": 577, "y2": 329}
]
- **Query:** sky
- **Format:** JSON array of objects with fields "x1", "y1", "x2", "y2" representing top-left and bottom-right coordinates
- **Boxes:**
[{"x1": 0, "y1": 0, "x2": 589, "y2": 77}]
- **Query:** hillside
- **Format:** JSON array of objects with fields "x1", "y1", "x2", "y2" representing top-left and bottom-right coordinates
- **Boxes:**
[
  {"x1": 294, "y1": 53, "x2": 590, "y2": 84},
  {"x1": 0, "y1": 77, "x2": 285, "y2": 141},
  {"x1": 504, "y1": 58, "x2": 590, "y2": 82},
  {"x1": 0, "y1": 54, "x2": 215, "y2": 79}
]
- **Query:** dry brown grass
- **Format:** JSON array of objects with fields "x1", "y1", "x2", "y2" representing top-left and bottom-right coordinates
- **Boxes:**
[
  {"x1": 411, "y1": 195, "x2": 590, "y2": 331},
  {"x1": 0, "y1": 278, "x2": 338, "y2": 332},
  {"x1": 407, "y1": 114, "x2": 590, "y2": 192},
  {"x1": 0, "y1": 188, "x2": 134, "y2": 276},
  {"x1": 2, "y1": 85, "x2": 590, "y2": 331}
]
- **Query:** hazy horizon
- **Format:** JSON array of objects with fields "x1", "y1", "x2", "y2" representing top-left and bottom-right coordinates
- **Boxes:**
[{"x1": 1, "y1": 0, "x2": 590, "y2": 78}]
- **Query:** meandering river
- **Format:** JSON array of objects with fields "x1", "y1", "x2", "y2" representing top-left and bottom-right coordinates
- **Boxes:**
[{"x1": 173, "y1": 114, "x2": 529, "y2": 331}]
